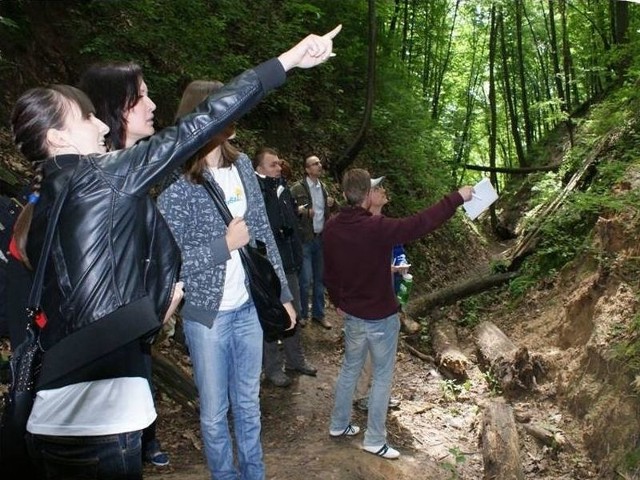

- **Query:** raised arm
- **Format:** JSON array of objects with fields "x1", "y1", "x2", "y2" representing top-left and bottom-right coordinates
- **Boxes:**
[{"x1": 104, "y1": 26, "x2": 343, "y2": 196}]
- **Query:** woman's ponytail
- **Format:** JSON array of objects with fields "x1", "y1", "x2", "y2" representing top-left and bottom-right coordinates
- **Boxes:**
[{"x1": 12, "y1": 163, "x2": 43, "y2": 269}]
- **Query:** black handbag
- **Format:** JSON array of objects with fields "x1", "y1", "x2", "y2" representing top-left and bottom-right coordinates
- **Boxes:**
[
  {"x1": 202, "y1": 180, "x2": 292, "y2": 342},
  {"x1": 0, "y1": 171, "x2": 74, "y2": 470}
]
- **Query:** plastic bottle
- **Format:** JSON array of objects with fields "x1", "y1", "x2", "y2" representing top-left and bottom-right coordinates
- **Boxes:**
[
  {"x1": 396, "y1": 273, "x2": 413, "y2": 306},
  {"x1": 393, "y1": 253, "x2": 408, "y2": 267}
]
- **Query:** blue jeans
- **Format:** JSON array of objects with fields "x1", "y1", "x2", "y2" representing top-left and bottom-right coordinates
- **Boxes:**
[
  {"x1": 26, "y1": 430, "x2": 142, "y2": 479},
  {"x1": 299, "y1": 235, "x2": 324, "y2": 319},
  {"x1": 183, "y1": 301, "x2": 264, "y2": 480},
  {"x1": 330, "y1": 313, "x2": 400, "y2": 447}
]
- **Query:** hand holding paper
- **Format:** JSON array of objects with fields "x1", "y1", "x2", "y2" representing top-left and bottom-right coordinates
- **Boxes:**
[{"x1": 463, "y1": 178, "x2": 499, "y2": 220}]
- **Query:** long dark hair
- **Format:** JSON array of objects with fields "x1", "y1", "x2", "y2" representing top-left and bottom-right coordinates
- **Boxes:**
[
  {"x1": 78, "y1": 62, "x2": 143, "y2": 150},
  {"x1": 175, "y1": 80, "x2": 239, "y2": 184},
  {"x1": 11, "y1": 85, "x2": 95, "y2": 268}
]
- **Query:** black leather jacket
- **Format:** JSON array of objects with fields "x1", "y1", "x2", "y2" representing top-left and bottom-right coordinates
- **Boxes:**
[{"x1": 27, "y1": 59, "x2": 285, "y2": 388}]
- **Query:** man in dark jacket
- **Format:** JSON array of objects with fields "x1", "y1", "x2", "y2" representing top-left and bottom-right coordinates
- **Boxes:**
[
  {"x1": 323, "y1": 168, "x2": 472, "y2": 460},
  {"x1": 290, "y1": 155, "x2": 335, "y2": 329},
  {"x1": 254, "y1": 148, "x2": 317, "y2": 387}
]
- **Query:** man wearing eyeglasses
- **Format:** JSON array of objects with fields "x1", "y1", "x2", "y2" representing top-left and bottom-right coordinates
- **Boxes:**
[{"x1": 290, "y1": 155, "x2": 335, "y2": 329}]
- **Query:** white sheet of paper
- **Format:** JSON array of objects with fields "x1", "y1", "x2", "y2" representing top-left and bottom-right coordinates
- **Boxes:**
[{"x1": 463, "y1": 178, "x2": 498, "y2": 220}]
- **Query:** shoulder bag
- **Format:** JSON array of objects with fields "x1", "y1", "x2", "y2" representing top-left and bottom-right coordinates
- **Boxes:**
[{"x1": 0, "y1": 169, "x2": 74, "y2": 470}]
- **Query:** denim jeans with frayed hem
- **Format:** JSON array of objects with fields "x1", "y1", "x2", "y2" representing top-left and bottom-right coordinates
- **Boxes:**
[
  {"x1": 27, "y1": 430, "x2": 143, "y2": 480},
  {"x1": 330, "y1": 313, "x2": 400, "y2": 447},
  {"x1": 184, "y1": 301, "x2": 264, "y2": 480}
]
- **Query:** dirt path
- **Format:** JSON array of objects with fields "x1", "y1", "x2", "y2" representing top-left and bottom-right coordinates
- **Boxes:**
[
  {"x1": 144, "y1": 299, "x2": 599, "y2": 480},
  {"x1": 146, "y1": 313, "x2": 455, "y2": 479}
]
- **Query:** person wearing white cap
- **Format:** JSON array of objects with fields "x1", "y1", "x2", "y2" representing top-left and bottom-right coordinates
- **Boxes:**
[
  {"x1": 324, "y1": 168, "x2": 472, "y2": 460},
  {"x1": 353, "y1": 176, "x2": 409, "y2": 413}
]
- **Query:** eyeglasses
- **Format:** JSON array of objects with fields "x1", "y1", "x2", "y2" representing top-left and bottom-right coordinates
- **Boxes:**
[{"x1": 307, "y1": 161, "x2": 322, "y2": 167}]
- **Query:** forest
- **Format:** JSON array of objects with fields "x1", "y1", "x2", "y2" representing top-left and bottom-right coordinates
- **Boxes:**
[{"x1": 1, "y1": 1, "x2": 640, "y2": 479}]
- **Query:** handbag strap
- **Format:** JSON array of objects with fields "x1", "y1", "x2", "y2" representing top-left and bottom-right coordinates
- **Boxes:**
[
  {"x1": 27, "y1": 164, "x2": 76, "y2": 311},
  {"x1": 202, "y1": 179, "x2": 233, "y2": 226},
  {"x1": 201, "y1": 179, "x2": 259, "y2": 270}
]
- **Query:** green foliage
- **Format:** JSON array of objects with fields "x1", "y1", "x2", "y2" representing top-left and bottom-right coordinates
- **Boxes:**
[
  {"x1": 440, "y1": 446, "x2": 468, "y2": 480},
  {"x1": 612, "y1": 313, "x2": 640, "y2": 376},
  {"x1": 508, "y1": 274, "x2": 538, "y2": 298},
  {"x1": 2, "y1": 0, "x2": 640, "y2": 295},
  {"x1": 505, "y1": 67, "x2": 640, "y2": 295},
  {"x1": 482, "y1": 370, "x2": 502, "y2": 396},
  {"x1": 489, "y1": 259, "x2": 509, "y2": 274},
  {"x1": 621, "y1": 446, "x2": 640, "y2": 478},
  {"x1": 0, "y1": 15, "x2": 18, "y2": 29},
  {"x1": 440, "y1": 378, "x2": 471, "y2": 402},
  {"x1": 456, "y1": 296, "x2": 488, "y2": 328}
]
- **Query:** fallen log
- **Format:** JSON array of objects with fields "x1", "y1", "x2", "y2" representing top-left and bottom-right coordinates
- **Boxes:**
[
  {"x1": 431, "y1": 321, "x2": 469, "y2": 379},
  {"x1": 463, "y1": 162, "x2": 562, "y2": 174},
  {"x1": 507, "y1": 133, "x2": 610, "y2": 265},
  {"x1": 522, "y1": 423, "x2": 566, "y2": 450},
  {"x1": 475, "y1": 321, "x2": 543, "y2": 395},
  {"x1": 152, "y1": 348, "x2": 199, "y2": 414},
  {"x1": 481, "y1": 399, "x2": 524, "y2": 480},
  {"x1": 406, "y1": 272, "x2": 518, "y2": 318}
]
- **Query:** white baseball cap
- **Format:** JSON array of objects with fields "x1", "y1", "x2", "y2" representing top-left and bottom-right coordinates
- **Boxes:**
[{"x1": 371, "y1": 176, "x2": 385, "y2": 188}]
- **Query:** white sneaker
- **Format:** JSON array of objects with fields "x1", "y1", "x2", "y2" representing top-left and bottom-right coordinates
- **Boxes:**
[
  {"x1": 329, "y1": 424, "x2": 361, "y2": 437},
  {"x1": 363, "y1": 444, "x2": 400, "y2": 459}
]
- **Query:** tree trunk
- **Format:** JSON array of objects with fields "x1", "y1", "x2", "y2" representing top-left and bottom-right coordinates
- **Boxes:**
[
  {"x1": 332, "y1": 0, "x2": 377, "y2": 179},
  {"x1": 498, "y1": 8, "x2": 526, "y2": 168},
  {"x1": 515, "y1": 0, "x2": 533, "y2": 150},
  {"x1": 481, "y1": 399, "x2": 525, "y2": 480},
  {"x1": 611, "y1": 0, "x2": 630, "y2": 78},
  {"x1": 487, "y1": 4, "x2": 499, "y2": 231},
  {"x1": 388, "y1": 0, "x2": 401, "y2": 36},
  {"x1": 548, "y1": 0, "x2": 565, "y2": 108},
  {"x1": 431, "y1": 321, "x2": 469, "y2": 379},
  {"x1": 547, "y1": 0, "x2": 574, "y2": 145},
  {"x1": 406, "y1": 272, "x2": 518, "y2": 318},
  {"x1": 462, "y1": 163, "x2": 561, "y2": 174},
  {"x1": 613, "y1": 0, "x2": 629, "y2": 46},
  {"x1": 452, "y1": 20, "x2": 484, "y2": 172},
  {"x1": 524, "y1": 3, "x2": 553, "y2": 135},
  {"x1": 401, "y1": 0, "x2": 409, "y2": 61},
  {"x1": 430, "y1": 0, "x2": 460, "y2": 121},
  {"x1": 559, "y1": 0, "x2": 572, "y2": 112},
  {"x1": 475, "y1": 321, "x2": 542, "y2": 395}
]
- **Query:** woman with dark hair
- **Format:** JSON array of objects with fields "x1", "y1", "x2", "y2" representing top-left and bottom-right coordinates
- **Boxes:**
[
  {"x1": 8, "y1": 26, "x2": 340, "y2": 479},
  {"x1": 78, "y1": 62, "x2": 152, "y2": 151},
  {"x1": 78, "y1": 61, "x2": 174, "y2": 467},
  {"x1": 157, "y1": 81, "x2": 296, "y2": 479}
]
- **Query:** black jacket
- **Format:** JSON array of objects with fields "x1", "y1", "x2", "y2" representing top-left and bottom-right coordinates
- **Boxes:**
[
  {"x1": 26, "y1": 59, "x2": 286, "y2": 389},
  {"x1": 256, "y1": 175, "x2": 303, "y2": 274}
]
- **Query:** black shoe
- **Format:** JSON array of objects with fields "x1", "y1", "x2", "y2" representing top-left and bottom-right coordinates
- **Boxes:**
[
  {"x1": 286, "y1": 363, "x2": 318, "y2": 377},
  {"x1": 267, "y1": 371, "x2": 292, "y2": 387},
  {"x1": 312, "y1": 317, "x2": 332, "y2": 329},
  {"x1": 298, "y1": 317, "x2": 308, "y2": 328}
]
